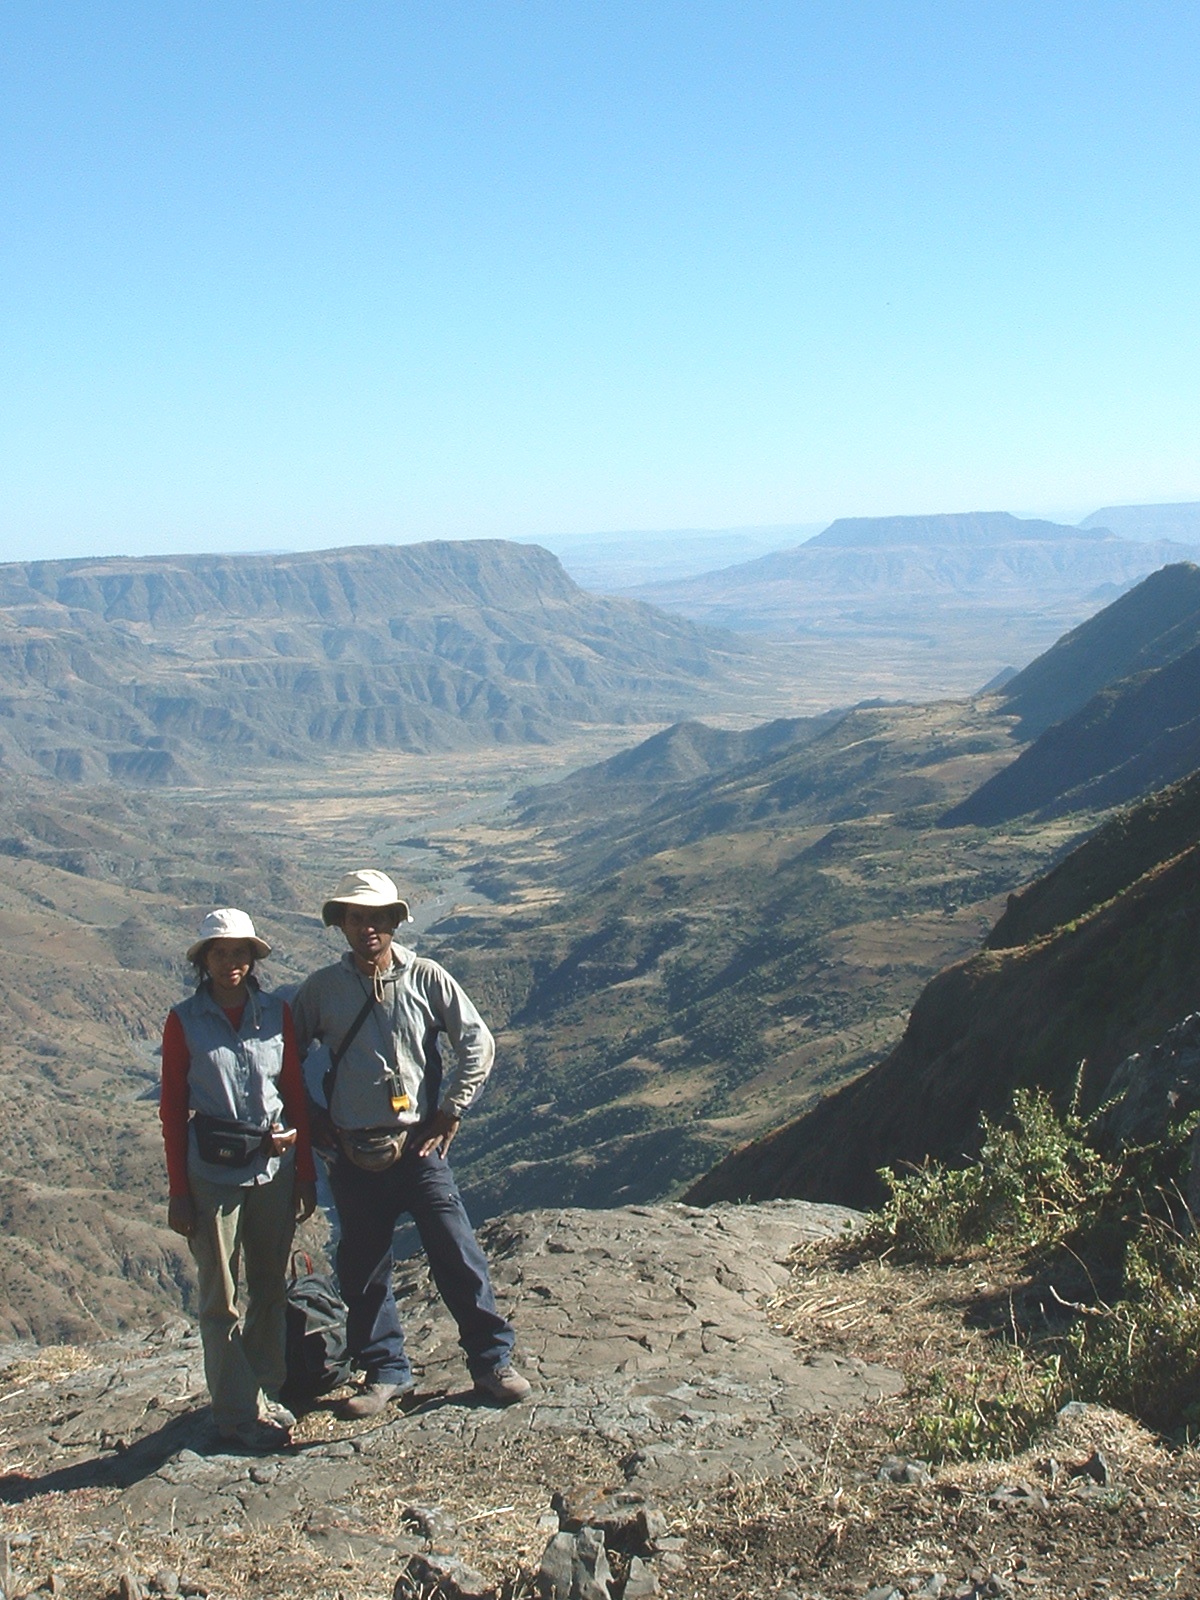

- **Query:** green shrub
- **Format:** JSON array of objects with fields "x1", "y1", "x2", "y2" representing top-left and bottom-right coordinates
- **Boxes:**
[
  {"x1": 868, "y1": 1088, "x2": 1114, "y2": 1261},
  {"x1": 1063, "y1": 1223, "x2": 1200, "y2": 1435}
]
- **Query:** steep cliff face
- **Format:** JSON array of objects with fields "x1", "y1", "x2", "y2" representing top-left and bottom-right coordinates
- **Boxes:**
[
  {"x1": 0, "y1": 541, "x2": 583, "y2": 621},
  {"x1": 0, "y1": 541, "x2": 742, "y2": 779},
  {"x1": 687, "y1": 778, "x2": 1200, "y2": 1209}
]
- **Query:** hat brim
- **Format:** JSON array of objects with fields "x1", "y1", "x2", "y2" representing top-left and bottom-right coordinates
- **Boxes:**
[
  {"x1": 187, "y1": 935, "x2": 272, "y2": 964},
  {"x1": 322, "y1": 897, "x2": 411, "y2": 927}
]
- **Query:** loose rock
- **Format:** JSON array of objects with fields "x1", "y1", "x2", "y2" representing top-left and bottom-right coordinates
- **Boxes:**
[{"x1": 394, "y1": 1552, "x2": 492, "y2": 1600}]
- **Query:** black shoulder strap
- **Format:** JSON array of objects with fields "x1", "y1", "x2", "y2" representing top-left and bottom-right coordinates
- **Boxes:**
[{"x1": 321, "y1": 990, "x2": 377, "y2": 1110}]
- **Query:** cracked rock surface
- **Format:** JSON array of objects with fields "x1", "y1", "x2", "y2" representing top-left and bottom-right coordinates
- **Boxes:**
[{"x1": 0, "y1": 1200, "x2": 898, "y2": 1588}]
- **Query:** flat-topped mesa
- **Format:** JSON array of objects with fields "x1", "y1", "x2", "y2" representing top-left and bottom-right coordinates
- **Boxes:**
[
  {"x1": 808, "y1": 511, "x2": 1113, "y2": 548},
  {"x1": 1081, "y1": 501, "x2": 1200, "y2": 542},
  {"x1": 0, "y1": 541, "x2": 580, "y2": 625}
]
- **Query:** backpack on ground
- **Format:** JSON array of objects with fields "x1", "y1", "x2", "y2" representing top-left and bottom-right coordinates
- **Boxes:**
[{"x1": 281, "y1": 1252, "x2": 352, "y2": 1406}]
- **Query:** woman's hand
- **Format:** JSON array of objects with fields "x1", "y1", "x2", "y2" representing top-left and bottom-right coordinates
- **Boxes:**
[
  {"x1": 167, "y1": 1195, "x2": 196, "y2": 1238},
  {"x1": 268, "y1": 1122, "x2": 298, "y2": 1155},
  {"x1": 294, "y1": 1179, "x2": 318, "y2": 1222}
]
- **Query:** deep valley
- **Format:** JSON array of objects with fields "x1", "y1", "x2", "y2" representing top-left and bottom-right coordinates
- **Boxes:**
[{"x1": 6, "y1": 540, "x2": 1200, "y2": 1348}]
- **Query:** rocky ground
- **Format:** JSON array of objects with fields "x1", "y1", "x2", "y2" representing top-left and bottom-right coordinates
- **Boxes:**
[{"x1": 2, "y1": 1201, "x2": 1198, "y2": 1600}]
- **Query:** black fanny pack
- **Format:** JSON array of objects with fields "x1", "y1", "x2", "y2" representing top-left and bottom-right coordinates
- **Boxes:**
[{"x1": 193, "y1": 1113, "x2": 271, "y2": 1167}]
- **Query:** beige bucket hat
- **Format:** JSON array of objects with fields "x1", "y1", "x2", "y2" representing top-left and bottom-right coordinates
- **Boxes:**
[
  {"x1": 186, "y1": 908, "x2": 272, "y2": 964},
  {"x1": 321, "y1": 869, "x2": 412, "y2": 927}
]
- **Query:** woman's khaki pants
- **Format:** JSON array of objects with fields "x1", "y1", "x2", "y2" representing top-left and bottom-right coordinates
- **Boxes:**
[{"x1": 188, "y1": 1161, "x2": 295, "y2": 1431}]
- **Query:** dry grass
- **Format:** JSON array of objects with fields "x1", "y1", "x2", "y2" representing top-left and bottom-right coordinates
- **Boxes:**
[
  {"x1": 671, "y1": 1241, "x2": 1200, "y2": 1600},
  {"x1": 6, "y1": 1244, "x2": 1200, "y2": 1599},
  {"x1": 0, "y1": 1344, "x2": 100, "y2": 1391}
]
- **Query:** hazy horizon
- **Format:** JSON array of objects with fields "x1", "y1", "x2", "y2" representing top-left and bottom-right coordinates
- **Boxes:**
[{"x1": 4, "y1": 499, "x2": 1199, "y2": 573}]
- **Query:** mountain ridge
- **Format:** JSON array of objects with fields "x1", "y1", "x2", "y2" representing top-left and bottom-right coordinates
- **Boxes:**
[
  {"x1": 5, "y1": 558, "x2": 1200, "y2": 1343},
  {"x1": 623, "y1": 517, "x2": 1197, "y2": 679},
  {"x1": 2, "y1": 540, "x2": 580, "y2": 623},
  {"x1": 988, "y1": 562, "x2": 1200, "y2": 737},
  {"x1": 0, "y1": 540, "x2": 747, "y2": 779},
  {"x1": 947, "y1": 649, "x2": 1200, "y2": 827},
  {"x1": 1081, "y1": 501, "x2": 1200, "y2": 542},
  {"x1": 943, "y1": 564, "x2": 1200, "y2": 826}
]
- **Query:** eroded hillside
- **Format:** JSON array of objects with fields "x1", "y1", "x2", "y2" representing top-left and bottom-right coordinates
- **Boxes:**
[
  {"x1": 0, "y1": 692, "x2": 1060, "y2": 1340},
  {"x1": 0, "y1": 541, "x2": 748, "y2": 780},
  {"x1": 6, "y1": 562, "x2": 1200, "y2": 1340},
  {"x1": 0, "y1": 743, "x2": 557, "y2": 1341}
]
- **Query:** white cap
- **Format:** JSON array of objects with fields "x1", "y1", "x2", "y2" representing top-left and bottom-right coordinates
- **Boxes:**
[{"x1": 186, "y1": 908, "x2": 272, "y2": 964}]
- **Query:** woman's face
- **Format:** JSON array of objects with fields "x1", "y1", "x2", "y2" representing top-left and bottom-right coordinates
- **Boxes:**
[{"x1": 204, "y1": 938, "x2": 255, "y2": 992}]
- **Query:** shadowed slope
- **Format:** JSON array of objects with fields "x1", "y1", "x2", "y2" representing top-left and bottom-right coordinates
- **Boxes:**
[
  {"x1": 989, "y1": 562, "x2": 1200, "y2": 738},
  {"x1": 944, "y1": 641, "x2": 1200, "y2": 826},
  {"x1": 986, "y1": 770, "x2": 1200, "y2": 950},
  {"x1": 687, "y1": 781, "x2": 1200, "y2": 1210}
]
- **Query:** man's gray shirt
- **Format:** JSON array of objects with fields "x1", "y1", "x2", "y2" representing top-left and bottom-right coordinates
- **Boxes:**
[{"x1": 292, "y1": 947, "x2": 495, "y2": 1131}]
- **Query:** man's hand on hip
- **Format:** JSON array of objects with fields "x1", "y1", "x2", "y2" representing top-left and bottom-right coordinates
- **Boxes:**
[{"x1": 416, "y1": 1108, "x2": 461, "y2": 1158}]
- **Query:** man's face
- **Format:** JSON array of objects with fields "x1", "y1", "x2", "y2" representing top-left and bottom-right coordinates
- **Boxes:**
[{"x1": 341, "y1": 904, "x2": 398, "y2": 966}]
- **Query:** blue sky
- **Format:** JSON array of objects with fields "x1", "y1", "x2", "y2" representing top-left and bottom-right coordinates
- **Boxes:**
[{"x1": 2, "y1": 1, "x2": 1198, "y2": 561}]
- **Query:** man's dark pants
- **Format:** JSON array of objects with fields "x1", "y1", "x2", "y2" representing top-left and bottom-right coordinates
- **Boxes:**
[{"x1": 328, "y1": 1143, "x2": 514, "y2": 1389}]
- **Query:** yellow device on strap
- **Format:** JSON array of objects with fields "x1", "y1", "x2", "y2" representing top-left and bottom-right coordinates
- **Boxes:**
[{"x1": 385, "y1": 1067, "x2": 409, "y2": 1115}]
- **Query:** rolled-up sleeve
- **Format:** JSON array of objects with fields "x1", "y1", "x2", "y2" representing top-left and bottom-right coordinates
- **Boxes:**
[{"x1": 279, "y1": 1004, "x2": 316, "y2": 1183}]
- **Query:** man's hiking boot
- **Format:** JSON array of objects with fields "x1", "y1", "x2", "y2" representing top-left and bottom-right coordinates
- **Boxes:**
[
  {"x1": 218, "y1": 1417, "x2": 291, "y2": 1453},
  {"x1": 338, "y1": 1380, "x2": 415, "y2": 1420},
  {"x1": 472, "y1": 1366, "x2": 532, "y2": 1405}
]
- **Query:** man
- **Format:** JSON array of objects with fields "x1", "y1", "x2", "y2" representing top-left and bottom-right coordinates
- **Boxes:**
[{"x1": 292, "y1": 869, "x2": 529, "y2": 1417}]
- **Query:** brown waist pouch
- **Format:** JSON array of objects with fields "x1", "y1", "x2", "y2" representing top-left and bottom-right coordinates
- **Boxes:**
[{"x1": 336, "y1": 1125, "x2": 409, "y2": 1172}]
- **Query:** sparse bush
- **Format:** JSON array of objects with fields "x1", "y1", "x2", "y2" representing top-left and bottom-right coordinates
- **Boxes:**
[
  {"x1": 1064, "y1": 1222, "x2": 1200, "y2": 1435},
  {"x1": 865, "y1": 1087, "x2": 1200, "y2": 1448},
  {"x1": 908, "y1": 1352, "x2": 1063, "y2": 1463}
]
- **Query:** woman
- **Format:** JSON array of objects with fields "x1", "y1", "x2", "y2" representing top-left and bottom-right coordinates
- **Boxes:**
[{"x1": 160, "y1": 907, "x2": 317, "y2": 1451}]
